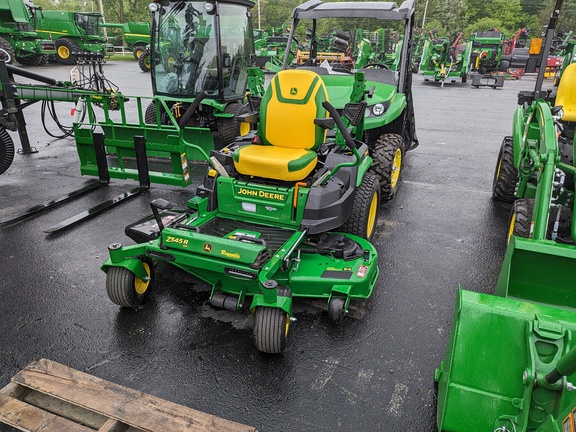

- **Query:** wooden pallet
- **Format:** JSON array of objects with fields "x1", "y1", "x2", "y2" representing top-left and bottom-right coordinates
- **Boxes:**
[{"x1": 0, "y1": 359, "x2": 257, "y2": 432}]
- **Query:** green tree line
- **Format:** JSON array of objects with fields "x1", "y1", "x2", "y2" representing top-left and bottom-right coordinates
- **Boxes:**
[{"x1": 28, "y1": 0, "x2": 576, "y2": 42}]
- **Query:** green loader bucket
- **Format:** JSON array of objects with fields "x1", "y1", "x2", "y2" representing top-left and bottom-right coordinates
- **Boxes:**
[
  {"x1": 436, "y1": 289, "x2": 576, "y2": 431},
  {"x1": 495, "y1": 236, "x2": 576, "y2": 309}
]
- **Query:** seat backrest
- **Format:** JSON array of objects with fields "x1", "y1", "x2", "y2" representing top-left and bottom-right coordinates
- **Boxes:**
[
  {"x1": 258, "y1": 69, "x2": 329, "y2": 150},
  {"x1": 556, "y1": 62, "x2": 576, "y2": 122}
]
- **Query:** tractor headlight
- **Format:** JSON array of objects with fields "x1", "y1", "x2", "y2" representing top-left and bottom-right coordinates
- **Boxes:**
[
  {"x1": 204, "y1": 2, "x2": 215, "y2": 13},
  {"x1": 372, "y1": 103, "x2": 385, "y2": 116},
  {"x1": 148, "y1": 2, "x2": 159, "y2": 12},
  {"x1": 366, "y1": 102, "x2": 388, "y2": 118}
]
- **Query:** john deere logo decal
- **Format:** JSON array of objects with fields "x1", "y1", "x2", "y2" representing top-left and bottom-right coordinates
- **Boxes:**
[
  {"x1": 290, "y1": 87, "x2": 298, "y2": 95},
  {"x1": 203, "y1": 243, "x2": 212, "y2": 253}
]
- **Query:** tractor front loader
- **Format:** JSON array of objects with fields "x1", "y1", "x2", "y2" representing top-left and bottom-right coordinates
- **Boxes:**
[{"x1": 436, "y1": 1, "x2": 576, "y2": 430}]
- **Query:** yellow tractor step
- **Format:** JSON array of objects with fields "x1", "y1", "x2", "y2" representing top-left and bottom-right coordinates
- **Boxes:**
[{"x1": 0, "y1": 359, "x2": 257, "y2": 432}]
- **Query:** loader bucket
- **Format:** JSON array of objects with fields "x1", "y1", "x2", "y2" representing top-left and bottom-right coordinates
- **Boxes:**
[
  {"x1": 495, "y1": 236, "x2": 576, "y2": 308},
  {"x1": 435, "y1": 289, "x2": 576, "y2": 431}
]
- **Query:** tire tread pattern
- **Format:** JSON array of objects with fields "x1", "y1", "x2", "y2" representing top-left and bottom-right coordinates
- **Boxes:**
[
  {"x1": 492, "y1": 136, "x2": 518, "y2": 203},
  {"x1": 340, "y1": 170, "x2": 380, "y2": 240},
  {"x1": 370, "y1": 133, "x2": 405, "y2": 201}
]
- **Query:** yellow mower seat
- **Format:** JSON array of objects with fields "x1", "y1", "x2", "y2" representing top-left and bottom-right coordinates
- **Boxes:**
[
  {"x1": 556, "y1": 63, "x2": 576, "y2": 122},
  {"x1": 233, "y1": 69, "x2": 329, "y2": 181}
]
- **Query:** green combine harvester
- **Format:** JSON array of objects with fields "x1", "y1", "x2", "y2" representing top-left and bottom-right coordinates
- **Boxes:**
[
  {"x1": 103, "y1": 21, "x2": 150, "y2": 59},
  {"x1": 34, "y1": 10, "x2": 108, "y2": 64},
  {"x1": 435, "y1": 1, "x2": 576, "y2": 430},
  {"x1": 0, "y1": 0, "x2": 55, "y2": 65}
]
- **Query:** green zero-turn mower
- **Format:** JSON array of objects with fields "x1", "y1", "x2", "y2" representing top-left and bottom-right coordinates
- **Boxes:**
[
  {"x1": 280, "y1": 0, "x2": 419, "y2": 202},
  {"x1": 436, "y1": 1, "x2": 576, "y2": 429},
  {"x1": 101, "y1": 68, "x2": 380, "y2": 354}
]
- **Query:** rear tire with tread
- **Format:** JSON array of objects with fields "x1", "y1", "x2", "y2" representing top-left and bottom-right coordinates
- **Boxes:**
[
  {"x1": 370, "y1": 133, "x2": 405, "y2": 201},
  {"x1": 0, "y1": 127, "x2": 15, "y2": 175},
  {"x1": 138, "y1": 50, "x2": 151, "y2": 72},
  {"x1": 0, "y1": 37, "x2": 14, "y2": 64},
  {"x1": 508, "y1": 198, "x2": 534, "y2": 241},
  {"x1": 216, "y1": 103, "x2": 250, "y2": 149},
  {"x1": 340, "y1": 170, "x2": 380, "y2": 241},
  {"x1": 492, "y1": 136, "x2": 518, "y2": 203},
  {"x1": 55, "y1": 38, "x2": 81, "y2": 65}
]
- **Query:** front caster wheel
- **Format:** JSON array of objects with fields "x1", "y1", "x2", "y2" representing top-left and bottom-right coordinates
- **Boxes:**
[
  {"x1": 254, "y1": 307, "x2": 290, "y2": 354},
  {"x1": 106, "y1": 261, "x2": 152, "y2": 308},
  {"x1": 327, "y1": 297, "x2": 346, "y2": 322}
]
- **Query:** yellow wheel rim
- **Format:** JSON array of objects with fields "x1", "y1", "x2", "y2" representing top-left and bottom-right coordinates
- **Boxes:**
[
  {"x1": 239, "y1": 122, "x2": 250, "y2": 136},
  {"x1": 390, "y1": 148, "x2": 402, "y2": 189},
  {"x1": 134, "y1": 262, "x2": 151, "y2": 295},
  {"x1": 135, "y1": 49, "x2": 143, "y2": 58},
  {"x1": 495, "y1": 156, "x2": 502, "y2": 180},
  {"x1": 58, "y1": 46, "x2": 70, "y2": 59},
  {"x1": 507, "y1": 212, "x2": 516, "y2": 244},
  {"x1": 285, "y1": 314, "x2": 290, "y2": 337},
  {"x1": 367, "y1": 191, "x2": 378, "y2": 238}
]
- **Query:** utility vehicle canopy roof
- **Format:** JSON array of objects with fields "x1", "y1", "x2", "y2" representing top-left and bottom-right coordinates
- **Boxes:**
[{"x1": 291, "y1": 0, "x2": 415, "y2": 20}]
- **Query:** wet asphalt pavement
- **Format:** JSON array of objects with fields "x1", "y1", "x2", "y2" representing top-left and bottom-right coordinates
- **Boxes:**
[{"x1": 0, "y1": 61, "x2": 531, "y2": 431}]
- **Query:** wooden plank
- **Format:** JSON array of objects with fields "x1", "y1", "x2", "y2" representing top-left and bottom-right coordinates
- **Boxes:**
[
  {"x1": 0, "y1": 382, "x2": 30, "y2": 400},
  {"x1": 12, "y1": 359, "x2": 257, "y2": 432},
  {"x1": 24, "y1": 390, "x2": 108, "y2": 429},
  {"x1": 0, "y1": 393, "x2": 94, "y2": 432},
  {"x1": 98, "y1": 418, "x2": 130, "y2": 432}
]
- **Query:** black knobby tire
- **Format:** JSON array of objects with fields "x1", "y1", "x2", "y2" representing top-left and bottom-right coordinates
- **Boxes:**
[
  {"x1": 492, "y1": 136, "x2": 518, "y2": 203},
  {"x1": 254, "y1": 306, "x2": 289, "y2": 354},
  {"x1": 106, "y1": 261, "x2": 153, "y2": 308},
  {"x1": 17, "y1": 54, "x2": 47, "y2": 66},
  {"x1": 327, "y1": 297, "x2": 346, "y2": 323},
  {"x1": 138, "y1": 51, "x2": 151, "y2": 72},
  {"x1": 370, "y1": 133, "x2": 405, "y2": 201},
  {"x1": 340, "y1": 170, "x2": 381, "y2": 241},
  {"x1": 216, "y1": 103, "x2": 250, "y2": 150},
  {"x1": 55, "y1": 38, "x2": 81, "y2": 65},
  {"x1": 508, "y1": 198, "x2": 534, "y2": 241},
  {"x1": 0, "y1": 127, "x2": 15, "y2": 175},
  {"x1": 133, "y1": 43, "x2": 146, "y2": 60},
  {"x1": 0, "y1": 37, "x2": 15, "y2": 64}
]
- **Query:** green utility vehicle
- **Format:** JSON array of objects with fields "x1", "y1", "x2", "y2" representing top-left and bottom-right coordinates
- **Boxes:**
[
  {"x1": 0, "y1": 0, "x2": 55, "y2": 65},
  {"x1": 419, "y1": 30, "x2": 472, "y2": 85},
  {"x1": 103, "y1": 21, "x2": 150, "y2": 59},
  {"x1": 281, "y1": 0, "x2": 418, "y2": 201},
  {"x1": 34, "y1": 11, "x2": 108, "y2": 64},
  {"x1": 436, "y1": 1, "x2": 576, "y2": 430}
]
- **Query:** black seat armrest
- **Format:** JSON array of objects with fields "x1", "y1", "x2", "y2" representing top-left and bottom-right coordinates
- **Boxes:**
[{"x1": 314, "y1": 117, "x2": 335, "y2": 129}]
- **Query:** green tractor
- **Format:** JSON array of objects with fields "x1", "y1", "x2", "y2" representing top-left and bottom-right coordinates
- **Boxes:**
[
  {"x1": 34, "y1": 11, "x2": 109, "y2": 64},
  {"x1": 419, "y1": 30, "x2": 472, "y2": 85},
  {"x1": 0, "y1": 0, "x2": 55, "y2": 65},
  {"x1": 281, "y1": 0, "x2": 418, "y2": 201},
  {"x1": 103, "y1": 21, "x2": 151, "y2": 59},
  {"x1": 436, "y1": 1, "x2": 576, "y2": 429}
]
